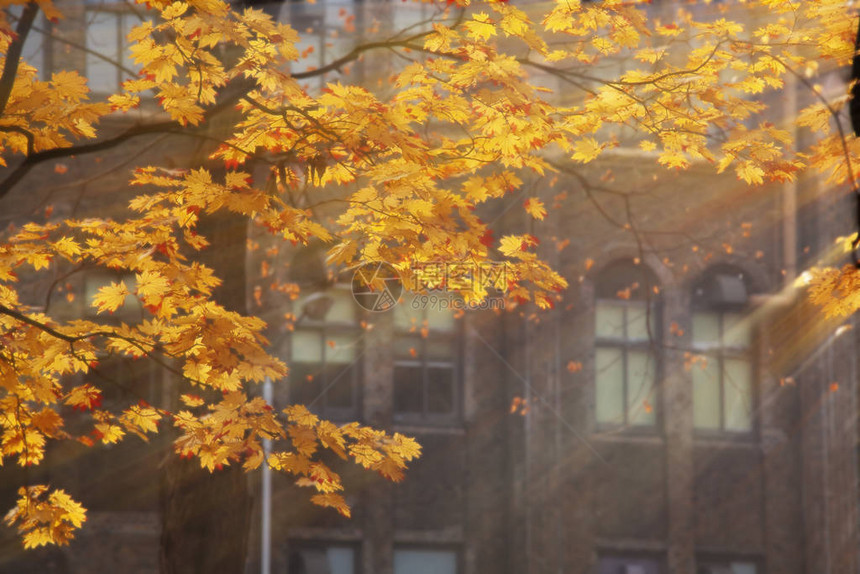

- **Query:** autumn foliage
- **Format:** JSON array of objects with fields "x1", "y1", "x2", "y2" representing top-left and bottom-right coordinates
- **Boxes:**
[{"x1": 0, "y1": 0, "x2": 857, "y2": 549}]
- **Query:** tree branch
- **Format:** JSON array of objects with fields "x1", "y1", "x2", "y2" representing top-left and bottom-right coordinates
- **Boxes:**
[
  {"x1": 0, "y1": 2, "x2": 39, "y2": 118},
  {"x1": 0, "y1": 75, "x2": 257, "y2": 201}
]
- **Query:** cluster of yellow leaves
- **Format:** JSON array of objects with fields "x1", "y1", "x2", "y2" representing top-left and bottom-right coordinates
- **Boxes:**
[
  {"x1": 4, "y1": 486, "x2": 86, "y2": 549},
  {"x1": 0, "y1": 1, "x2": 108, "y2": 162},
  {"x1": 807, "y1": 264, "x2": 860, "y2": 319},
  {"x1": 266, "y1": 405, "x2": 420, "y2": 516}
]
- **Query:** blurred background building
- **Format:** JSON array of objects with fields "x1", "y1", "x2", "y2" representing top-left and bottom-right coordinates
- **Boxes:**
[{"x1": 0, "y1": 1, "x2": 858, "y2": 573}]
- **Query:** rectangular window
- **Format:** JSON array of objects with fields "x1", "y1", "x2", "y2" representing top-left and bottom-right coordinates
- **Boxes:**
[
  {"x1": 84, "y1": 2, "x2": 148, "y2": 94},
  {"x1": 597, "y1": 554, "x2": 662, "y2": 574},
  {"x1": 289, "y1": 288, "x2": 362, "y2": 420},
  {"x1": 594, "y1": 300, "x2": 658, "y2": 428},
  {"x1": 394, "y1": 548, "x2": 458, "y2": 574},
  {"x1": 393, "y1": 295, "x2": 459, "y2": 425},
  {"x1": 286, "y1": 0, "x2": 361, "y2": 94},
  {"x1": 697, "y1": 559, "x2": 759, "y2": 574},
  {"x1": 288, "y1": 542, "x2": 357, "y2": 574},
  {"x1": 691, "y1": 311, "x2": 754, "y2": 433}
]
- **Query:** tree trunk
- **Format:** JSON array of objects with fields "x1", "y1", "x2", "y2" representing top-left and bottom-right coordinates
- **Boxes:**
[
  {"x1": 159, "y1": 209, "x2": 253, "y2": 573},
  {"x1": 160, "y1": 459, "x2": 253, "y2": 574}
]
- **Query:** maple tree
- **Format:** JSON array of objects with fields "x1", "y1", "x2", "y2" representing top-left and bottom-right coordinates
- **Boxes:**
[{"x1": 0, "y1": 0, "x2": 856, "y2": 559}]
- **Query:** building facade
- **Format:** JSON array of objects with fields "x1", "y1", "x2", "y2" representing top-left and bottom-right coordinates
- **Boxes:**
[{"x1": 0, "y1": 1, "x2": 859, "y2": 574}]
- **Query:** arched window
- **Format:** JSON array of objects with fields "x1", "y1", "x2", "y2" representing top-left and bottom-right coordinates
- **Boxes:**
[
  {"x1": 594, "y1": 260, "x2": 660, "y2": 429},
  {"x1": 690, "y1": 266, "x2": 756, "y2": 434}
]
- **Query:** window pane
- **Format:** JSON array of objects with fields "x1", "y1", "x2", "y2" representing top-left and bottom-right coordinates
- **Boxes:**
[
  {"x1": 595, "y1": 302, "x2": 625, "y2": 339},
  {"x1": 394, "y1": 365, "x2": 424, "y2": 414},
  {"x1": 21, "y1": 15, "x2": 44, "y2": 73},
  {"x1": 724, "y1": 359, "x2": 753, "y2": 431},
  {"x1": 692, "y1": 312, "x2": 720, "y2": 346},
  {"x1": 394, "y1": 296, "x2": 423, "y2": 331},
  {"x1": 326, "y1": 332, "x2": 358, "y2": 364},
  {"x1": 122, "y1": 14, "x2": 147, "y2": 77},
  {"x1": 723, "y1": 312, "x2": 751, "y2": 348},
  {"x1": 326, "y1": 547, "x2": 355, "y2": 574},
  {"x1": 320, "y1": 363, "x2": 355, "y2": 410},
  {"x1": 626, "y1": 304, "x2": 655, "y2": 341},
  {"x1": 86, "y1": 11, "x2": 119, "y2": 93},
  {"x1": 294, "y1": 289, "x2": 356, "y2": 324},
  {"x1": 595, "y1": 348, "x2": 624, "y2": 425},
  {"x1": 290, "y1": 363, "x2": 322, "y2": 406},
  {"x1": 598, "y1": 556, "x2": 661, "y2": 574},
  {"x1": 426, "y1": 308, "x2": 455, "y2": 332},
  {"x1": 427, "y1": 338, "x2": 454, "y2": 360},
  {"x1": 289, "y1": 547, "x2": 355, "y2": 574},
  {"x1": 427, "y1": 366, "x2": 455, "y2": 414},
  {"x1": 326, "y1": 289, "x2": 358, "y2": 324},
  {"x1": 627, "y1": 351, "x2": 656, "y2": 426},
  {"x1": 693, "y1": 359, "x2": 721, "y2": 430},
  {"x1": 394, "y1": 336, "x2": 421, "y2": 359},
  {"x1": 394, "y1": 549, "x2": 457, "y2": 574},
  {"x1": 730, "y1": 562, "x2": 757, "y2": 574},
  {"x1": 292, "y1": 331, "x2": 323, "y2": 362}
]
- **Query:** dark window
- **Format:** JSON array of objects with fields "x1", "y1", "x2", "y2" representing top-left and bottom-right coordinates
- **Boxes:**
[
  {"x1": 287, "y1": 542, "x2": 357, "y2": 574},
  {"x1": 697, "y1": 559, "x2": 759, "y2": 574},
  {"x1": 393, "y1": 547, "x2": 458, "y2": 574},
  {"x1": 594, "y1": 260, "x2": 660, "y2": 429},
  {"x1": 289, "y1": 288, "x2": 362, "y2": 420},
  {"x1": 597, "y1": 554, "x2": 662, "y2": 574},
  {"x1": 691, "y1": 267, "x2": 756, "y2": 434},
  {"x1": 393, "y1": 295, "x2": 459, "y2": 424}
]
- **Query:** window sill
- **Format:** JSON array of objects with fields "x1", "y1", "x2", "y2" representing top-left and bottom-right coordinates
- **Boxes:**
[
  {"x1": 392, "y1": 422, "x2": 466, "y2": 436},
  {"x1": 693, "y1": 431, "x2": 759, "y2": 449},
  {"x1": 590, "y1": 429, "x2": 664, "y2": 446}
]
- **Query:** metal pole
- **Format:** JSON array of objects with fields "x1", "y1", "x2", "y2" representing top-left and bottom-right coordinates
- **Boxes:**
[{"x1": 261, "y1": 377, "x2": 273, "y2": 574}]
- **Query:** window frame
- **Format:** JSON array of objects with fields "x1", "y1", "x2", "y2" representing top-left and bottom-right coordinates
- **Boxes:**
[
  {"x1": 392, "y1": 299, "x2": 462, "y2": 427},
  {"x1": 695, "y1": 555, "x2": 761, "y2": 574},
  {"x1": 286, "y1": 540, "x2": 361, "y2": 574},
  {"x1": 83, "y1": 1, "x2": 148, "y2": 96},
  {"x1": 288, "y1": 287, "x2": 364, "y2": 421},
  {"x1": 592, "y1": 260, "x2": 662, "y2": 433},
  {"x1": 689, "y1": 266, "x2": 759, "y2": 439},
  {"x1": 392, "y1": 544, "x2": 460, "y2": 574},
  {"x1": 690, "y1": 309, "x2": 758, "y2": 437},
  {"x1": 595, "y1": 551, "x2": 664, "y2": 574}
]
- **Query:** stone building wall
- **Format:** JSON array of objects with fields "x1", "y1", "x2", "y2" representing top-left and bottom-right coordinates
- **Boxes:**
[{"x1": 0, "y1": 1, "x2": 858, "y2": 574}]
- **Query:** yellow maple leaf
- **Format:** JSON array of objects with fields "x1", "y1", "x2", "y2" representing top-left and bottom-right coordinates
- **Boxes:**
[
  {"x1": 136, "y1": 270, "x2": 170, "y2": 303},
  {"x1": 524, "y1": 198, "x2": 547, "y2": 220},
  {"x1": 121, "y1": 405, "x2": 161, "y2": 436},
  {"x1": 180, "y1": 393, "x2": 206, "y2": 407},
  {"x1": 499, "y1": 235, "x2": 525, "y2": 257},
  {"x1": 736, "y1": 162, "x2": 765, "y2": 185},
  {"x1": 92, "y1": 280, "x2": 130, "y2": 314},
  {"x1": 571, "y1": 137, "x2": 602, "y2": 163},
  {"x1": 464, "y1": 13, "x2": 497, "y2": 41}
]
